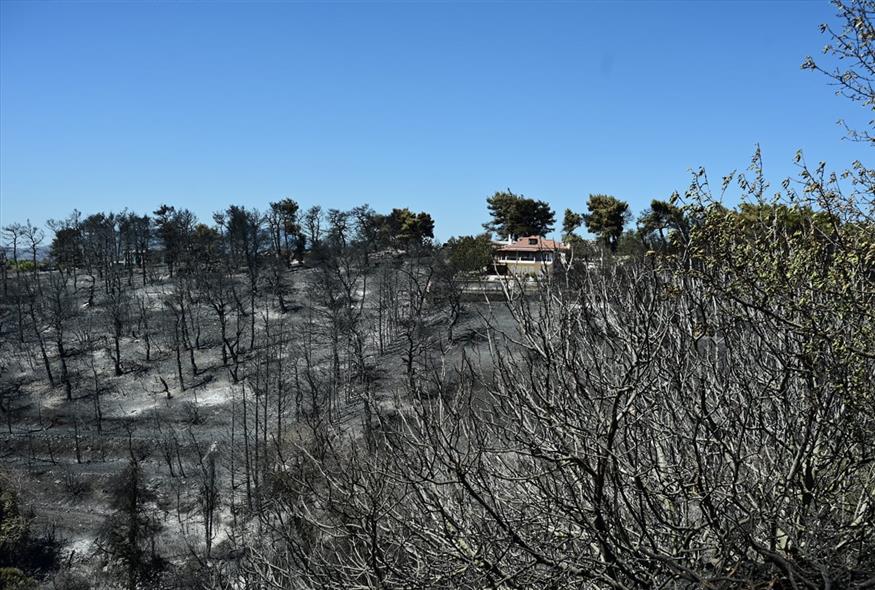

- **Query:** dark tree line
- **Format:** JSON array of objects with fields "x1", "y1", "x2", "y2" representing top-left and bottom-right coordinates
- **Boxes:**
[{"x1": 0, "y1": 2, "x2": 873, "y2": 588}]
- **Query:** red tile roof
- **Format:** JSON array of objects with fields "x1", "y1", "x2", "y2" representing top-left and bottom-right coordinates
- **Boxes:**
[{"x1": 497, "y1": 236, "x2": 568, "y2": 252}]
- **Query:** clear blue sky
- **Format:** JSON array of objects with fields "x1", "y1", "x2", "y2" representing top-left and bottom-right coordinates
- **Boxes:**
[{"x1": 0, "y1": 0, "x2": 867, "y2": 241}]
